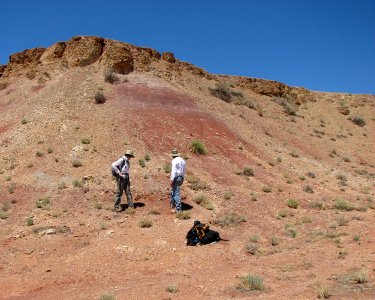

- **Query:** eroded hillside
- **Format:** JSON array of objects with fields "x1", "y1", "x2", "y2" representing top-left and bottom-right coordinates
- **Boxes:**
[{"x1": 0, "y1": 36, "x2": 374, "y2": 299}]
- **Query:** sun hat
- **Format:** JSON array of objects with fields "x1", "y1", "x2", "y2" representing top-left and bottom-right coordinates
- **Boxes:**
[
  {"x1": 125, "y1": 150, "x2": 135, "y2": 157},
  {"x1": 171, "y1": 149, "x2": 180, "y2": 157}
]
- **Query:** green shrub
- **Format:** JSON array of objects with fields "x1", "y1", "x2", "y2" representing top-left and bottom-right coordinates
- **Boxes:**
[
  {"x1": 352, "y1": 116, "x2": 366, "y2": 127},
  {"x1": 187, "y1": 176, "x2": 209, "y2": 190},
  {"x1": 238, "y1": 274, "x2": 265, "y2": 291},
  {"x1": 189, "y1": 140, "x2": 207, "y2": 155},
  {"x1": 271, "y1": 236, "x2": 281, "y2": 246},
  {"x1": 95, "y1": 91, "x2": 106, "y2": 104},
  {"x1": 242, "y1": 167, "x2": 254, "y2": 176},
  {"x1": 99, "y1": 294, "x2": 116, "y2": 300},
  {"x1": 139, "y1": 219, "x2": 153, "y2": 228},
  {"x1": 81, "y1": 138, "x2": 91, "y2": 144},
  {"x1": 213, "y1": 212, "x2": 246, "y2": 227},
  {"x1": 0, "y1": 210, "x2": 8, "y2": 220},
  {"x1": 303, "y1": 185, "x2": 314, "y2": 194},
  {"x1": 209, "y1": 82, "x2": 232, "y2": 102},
  {"x1": 334, "y1": 199, "x2": 354, "y2": 211},
  {"x1": 138, "y1": 159, "x2": 146, "y2": 168},
  {"x1": 350, "y1": 272, "x2": 368, "y2": 283},
  {"x1": 193, "y1": 194, "x2": 214, "y2": 210},
  {"x1": 176, "y1": 211, "x2": 190, "y2": 220},
  {"x1": 223, "y1": 191, "x2": 234, "y2": 200},
  {"x1": 166, "y1": 285, "x2": 178, "y2": 293},
  {"x1": 73, "y1": 179, "x2": 83, "y2": 187},
  {"x1": 262, "y1": 185, "x2": 272, "y2": 193},
  {"x1": 72, "y1": 160, "x2": 82, "y2": 168},
  {"x1": 35, "y1": 197, "x2": 50, "y2": 209},
  {"x1": 27, "y1": 217, "x2": 34, "y2": 226},
  {"x1": 163, "y1": 163, "x2": 171, "y2": 173},
  {"x1": 144, "y1": 154, "x2": 151, "y2": 161},
  {"x1": 104, "y1": 69, "x2": 119, "y2": 84},
  {"x1": 287, "y1": 199, "x2": 299, "y2": 209}
]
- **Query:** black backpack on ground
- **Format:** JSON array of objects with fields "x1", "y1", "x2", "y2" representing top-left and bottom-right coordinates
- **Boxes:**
[{"x1": 186, "y1": 220, "x2": 221, "y2": 246}]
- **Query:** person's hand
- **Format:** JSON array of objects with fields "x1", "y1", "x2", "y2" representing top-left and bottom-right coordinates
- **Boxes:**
[{"x1": 120, "y1": 172, "x2": 125, "y2": 178}]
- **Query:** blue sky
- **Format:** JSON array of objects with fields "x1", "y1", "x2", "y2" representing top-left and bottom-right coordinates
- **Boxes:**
[{"x1": 1, "y1": 0, "x2": 374, "y2": 94}]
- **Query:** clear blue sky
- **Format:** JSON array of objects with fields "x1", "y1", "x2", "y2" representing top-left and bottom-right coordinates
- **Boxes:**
[{"x1": 1, "y1": 0, "x2": 374, "y2": 94}]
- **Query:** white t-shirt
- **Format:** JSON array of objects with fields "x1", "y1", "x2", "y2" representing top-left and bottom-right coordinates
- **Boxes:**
[{"x1": 171, "y1": 156, "x2": 186, "y2": 181}]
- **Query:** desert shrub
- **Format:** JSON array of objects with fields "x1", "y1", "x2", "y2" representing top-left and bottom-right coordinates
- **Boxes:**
[
  {"x1": 262, "y1": 185, "x2": 272, "y2": 193},
  {"x1": 99, "y1": 294, "x2": 116, "y2": 300},
  {"x1": 316, "y1": 283, "x2": 332, "y2": 299},
  {"x1": 277, "y1": 210, "x2": 288, "y2": 219},
  {"x1": 81, "y1": 138, "x2": 90, "y2": 144},
  {"x1": 187, "y1": 176, "x2": 209, "y2": 191},
  {"x1": 94, "y1": 202, "x2": 102, "y2": 210},
  {"x1": 95, "y1": 91, "x2": 106, "y2": 104},
  {"x1": 242, "y1": 167, "x2": 254, "y2": 176},
  {"x1": 306, "y1": 172, "x2": 316, "y2": 178},
  {"x1": 193, "y1": 194, "x2": 214, "y2": 210},
  {"x1": 57, "y1": 182, "x2": 66, "y2": 190},
  {"x1": 47, "y1": 147, "x2": 53, "y2": 154},
  {"x1": 104, "y1": 69, "x2": 119, "y2": 84},
  {"x1": 238, "y1": 274, "x2": 265, "y2": 291},
  {"x1": 209, "y1": 82, "x2": 232, "y2": 102},
  {"x1": 350, "y1": 272, "x2": 368, "y2": 284},
  {"x1": 163, "y1": 163, "x2": 171, "y2": 173},
  {"x1": 26, "y1": 217, "x2": 34, "y2": 226},
  {"x1": 72, "y1": 179, "x2": 82, "y2": 187},
  {"x1": 272, "y1": 97, "x2": 297, "y2": 115},
  {"x1": 213, "y1": 212, "x2": 246, "y2": 227},
  {"x1": 189, "y1": 140, "x2": 207, "y2": 155},
  {"x1": 0, "y1": 210, "x2": 8, "y2": 220},
  {"x1": 138, "y1": 159, "x2": 146, "y2": 168},
  {"x1": 72, "y1": 160, "x2": 83, "y2": 168},
  {"x1": 245, "y1": 243, "x2": 258, "y2": 255},
  {"x1": 352, "y1": 116, "x2": 366, "y2": 127},
  {"x1": 271, "y1": 236, "x2": 281, "y2": 246},
  {"x1": 336, "y1": 216, "x2": 349, "y2": 226},
  {"x1": 287, "y1": 199, "x2": 299, "y2": 209},
  {"x1": 303, "y1": 185, "x2": 314, "y2": 194},
  {"x1": 35, "y1": 197, "x2": 50, "y2": 209},
  {"x1": 176, "y1": 211, "x2": 190, "y2": 220},
  {"x1": 166, "y1": 285, "x2": 178, "y2": 293},
  {"x1": 223, "y1": 191, "x2": 234, "y2": 200},
  {"x1": 144, "y1": 154, "x2": 151, "y2": 161},
  {"x1": 333, "y1": 199, "x2": 354, "y2": 211},
  {"x1": 353, "y1": 234, "x2": 360, "y2": 242},
  {"x1": 148, "y1": 210, "x2": 160, "y2": 215},
  {"x1": 21, "y1": 118, "x2": 28, "y2": 125},
  {"x1": 36, "y1": 151, "x2": 44, "y2": 157},
  {"x1": 139, "y1": 219, "x2": 153, "y2": 228}
]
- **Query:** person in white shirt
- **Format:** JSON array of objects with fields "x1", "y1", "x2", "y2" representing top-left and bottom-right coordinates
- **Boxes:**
[
  {"x1": 170, "y1": 149, "x2": 186, "y2": 212},
  {"x1": 111, "y1": 150, "x2": 135, "y2": 211}
]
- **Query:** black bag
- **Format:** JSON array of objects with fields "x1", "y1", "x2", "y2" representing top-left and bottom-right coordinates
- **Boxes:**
[{"x1": 186, "y1": 220, "x2": 221, "y2": 246}]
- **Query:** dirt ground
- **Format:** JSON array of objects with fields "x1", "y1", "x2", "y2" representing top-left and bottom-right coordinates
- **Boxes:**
[{"x1": 0, "y1": 56, "x2": 374, "y2": 300}]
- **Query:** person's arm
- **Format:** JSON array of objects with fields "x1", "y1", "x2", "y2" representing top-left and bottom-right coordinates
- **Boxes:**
[
  {"x1": 170, "y1": 159, "x2": 176, "y2": 186},
  {"x1": 112, "y1": 158, "x2": 125, "y2": 177}
]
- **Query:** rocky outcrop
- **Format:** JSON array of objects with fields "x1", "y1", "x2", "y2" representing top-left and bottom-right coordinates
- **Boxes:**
[
  {"x1": 64, "y1": 36, "x2": 104, "y2": 67},
  {"x1": 161, "y1": 52, "x2": 176, "y2": 63},
  {"x1": 40, "y1": 42, "x2": 67, "y2": 64},
  {"x1": 100, "y1": 40, "x2": 134, "y2": 74},
  {"x1": 0, "y1": 64, "x2": 6, "y2": 78},
  {"x1": 3, "y1": 48, "x2": 45, "y2": 77}
]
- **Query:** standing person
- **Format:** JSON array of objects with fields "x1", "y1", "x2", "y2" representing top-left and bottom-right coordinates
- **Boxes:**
[
  {"x1": 111, "y1": 150, "x2": 135, "y2": 211},
  {"x1": 170, "y1": 149, "x2": 186, "y2": 213}
]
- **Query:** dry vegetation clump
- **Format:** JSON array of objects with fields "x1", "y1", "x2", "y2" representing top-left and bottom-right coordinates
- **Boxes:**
[
  {"x1": 213, "y1": 212, "x2": 246, "y2": 227},
  {"x1": 193, "y1": 194, "x2": 214, "y2": 210}
]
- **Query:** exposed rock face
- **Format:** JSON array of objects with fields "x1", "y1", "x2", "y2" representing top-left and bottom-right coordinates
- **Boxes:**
[
  {"x1": 3, "y1": 48, "x2": 46, "y2": 77},
  {"x1": 0, "y1": 65, "x2": 6, "y2": 77},
  {"x1": 64, "y1": 36, "x2": 104, "y2": 67},
  {"x1": 161, "y1": 52, "x2": 176, "y2": 63},
  {"x1": 100, "y1": 41, "x2": 134, "y2": 74},
  {"x1": 40, "y1": 42, "x2": 67, "y2": 64}
]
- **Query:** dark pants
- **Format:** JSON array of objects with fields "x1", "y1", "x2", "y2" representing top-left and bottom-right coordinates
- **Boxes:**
[{"x1": 114, "y1": 174, "x2": 133, "y2": 208}]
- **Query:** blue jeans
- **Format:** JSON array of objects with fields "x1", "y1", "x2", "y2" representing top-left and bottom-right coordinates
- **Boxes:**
[{"x1": 170, "y1": 176, "x2": 184, "y2": 211}]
